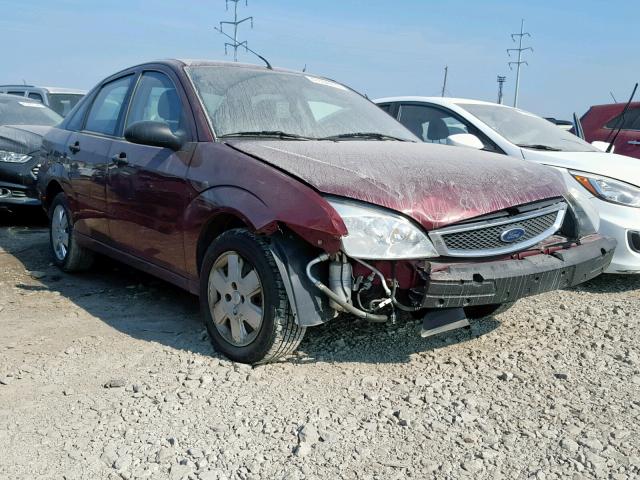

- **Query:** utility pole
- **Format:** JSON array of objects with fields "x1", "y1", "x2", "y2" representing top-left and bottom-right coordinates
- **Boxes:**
[
  {"x1": 441, "y1": 66, "x2": 448, "y2": 97},
  {"x1": 507, "y1": 19, "x2": 532, "y2": 108},
  {"x1": 497, "y1": 75, "x2": 506, "y2": 104},
  {"x1": 217, "y1": 0, "x2": 253, "y2": 62}
]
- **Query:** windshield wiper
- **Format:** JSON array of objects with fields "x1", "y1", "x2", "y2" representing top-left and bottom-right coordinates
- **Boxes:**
[
  {"x1": 320, "y1": 132, "x2": 411, "y2": 142},
  {"x1": 517, "y1": 143, "x2": 562, "y2": 151},
  {"x1": 219, "y1": 130, "x2": 316, "y2": 140}
]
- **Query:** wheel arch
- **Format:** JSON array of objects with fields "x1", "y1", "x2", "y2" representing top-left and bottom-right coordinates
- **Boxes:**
[
  {"x1": 43, "y1": 180, "x2": 64, "y2": 213},
  {"x1": 196, "y1": 210, "x2": 252, "y2": 274}
]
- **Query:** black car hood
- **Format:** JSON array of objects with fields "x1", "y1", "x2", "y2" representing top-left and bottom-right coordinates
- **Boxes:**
[
  {"x1": 0, "y1": 124, "x2": 50, "y2": 155},
  {"x1": 227, "y1": 139, "x2": 567, "y2": 230}
]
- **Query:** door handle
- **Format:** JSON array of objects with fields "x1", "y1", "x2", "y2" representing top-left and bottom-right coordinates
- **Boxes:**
[
  {"x1": 111, "y1": 153, "x2": 129, "y2": 167},
  {"x1": 68, "y1": 142, "x2": 80, "y2": 154},
  {"x1": 628, "y1": 140, "x2": 640, "y2": 146}
]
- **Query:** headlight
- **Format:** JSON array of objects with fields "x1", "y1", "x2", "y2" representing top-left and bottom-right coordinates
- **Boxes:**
[
  {"x1": 0, "y1": 150, "x2": 32, "y2": 163},
  {"x1": 327, "y1": 197, "x2": 439, "y2": 259},
  {"x1": 571, "y1": 171, "x2": 640, "y2": 208}
]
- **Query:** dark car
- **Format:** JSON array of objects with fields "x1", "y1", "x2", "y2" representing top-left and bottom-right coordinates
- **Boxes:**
[
  {"x1": 0, "y1": 94, "x2": 63, "y2": 208},
  {"x1": 581, "y1": 102, "x2": 640, "y2": 159},
  {"x1": 37, "y1": 60, "x2": 615, "y2": 364}
]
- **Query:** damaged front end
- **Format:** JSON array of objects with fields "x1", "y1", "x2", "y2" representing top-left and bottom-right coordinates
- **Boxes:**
[{"x1": 272, "y1": 195, "x2": 616, "y2": 337}]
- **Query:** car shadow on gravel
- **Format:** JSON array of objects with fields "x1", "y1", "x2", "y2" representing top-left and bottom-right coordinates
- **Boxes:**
[
  {"x1": 293, "y1": 314, "x2": 501, "y2": 364},
  {"x1": 1, "y1": 211, "x2": 213, "y2": 356},
  {"x1": 1, "y1": 212, "x2": 501, "y2": 364},
  {"x1": 573, "y1": 273, "x2": 640, "y2": 294}
]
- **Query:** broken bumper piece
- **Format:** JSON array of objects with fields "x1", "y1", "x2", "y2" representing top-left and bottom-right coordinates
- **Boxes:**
[{"x1": 418, "y1": 236, "x2": 616, "y2": 309}]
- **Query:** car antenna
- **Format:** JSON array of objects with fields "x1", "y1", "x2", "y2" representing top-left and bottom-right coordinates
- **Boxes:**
[
  {"x1": 609, "y1": 91, "x2": 617, "y2": 103},
  {"x1": 214, "y1": 26, "x2": 273, "y2": 70},
  {"x1": 605, "y1": 82, "x2": 638, "y2": 153}
]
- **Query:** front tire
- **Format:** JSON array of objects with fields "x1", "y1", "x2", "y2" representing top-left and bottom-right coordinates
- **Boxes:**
[
  {"x1": 49, "y1": 193, "x2": 94, "y2": 272},
  {"x1": 200, "y1": 229, "x2": 306, "y2": 364}
]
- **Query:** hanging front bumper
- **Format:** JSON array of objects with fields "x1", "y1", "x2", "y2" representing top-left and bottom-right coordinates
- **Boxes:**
[{"x1": 417, "y1": 236, "x2": 616, "y2": 309}]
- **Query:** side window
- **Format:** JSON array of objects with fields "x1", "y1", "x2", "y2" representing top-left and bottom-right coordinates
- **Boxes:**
[
  {"x1": 398, "y1": 104, "x2": 500, "y2": 152},
  {"x1": 126, "y1": 71, "x2": 184, "y2": 134},
  {"x1": 66, "y1": 96, "x2": 92, "y2": 131},
  {"x1": 398, "y1": 104, "x2": 469, "y2": 143},
  {"x1": 8, "y1": 91, "x2": 25, "y2": 97},
  {"x1": 604, "y1": 107, "x2": 640, "y2": 131},
  {"x1": 28, "y1": 92, "x2": 43, "y2": 102},
  {"x1": 377, "y1": 103, "x2": 392, "y2": 113},
  {"x1": 84, "y1": 76, "x2": 133, "y2": 136}
]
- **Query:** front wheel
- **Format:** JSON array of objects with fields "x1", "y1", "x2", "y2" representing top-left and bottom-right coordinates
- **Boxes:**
[
  {"x1": 49, "y1": 193, "x2": 94, "y2": 272},
  {"x1": 199, "y1": 229, "x2": 306, "y2": 364}
]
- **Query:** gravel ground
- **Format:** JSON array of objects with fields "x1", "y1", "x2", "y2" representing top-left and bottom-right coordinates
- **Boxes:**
[{"x1": 1, "y1": 211, "x2": 639, "y2": 480}]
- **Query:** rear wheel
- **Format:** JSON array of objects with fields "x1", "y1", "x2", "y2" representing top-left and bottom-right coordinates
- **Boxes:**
[
  {"x1": 200, "y1": 229, "x2": 305, "y2": 364},
  {"x1": 49, "y1": 193, "x2": 94, "y2": 272}
]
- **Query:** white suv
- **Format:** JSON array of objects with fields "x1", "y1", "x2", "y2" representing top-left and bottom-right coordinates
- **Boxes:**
[{"x1": 0, "y1": 85, "x2": 85, "y2": 117}]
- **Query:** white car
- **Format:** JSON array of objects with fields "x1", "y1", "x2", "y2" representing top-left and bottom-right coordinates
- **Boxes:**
[{"x1": 375, "y1": 96, "x2": 640, "y2": 274}]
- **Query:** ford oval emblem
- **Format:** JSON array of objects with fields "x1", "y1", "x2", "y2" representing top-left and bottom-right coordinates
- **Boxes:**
[{"x1": 500, "y1": 227, "x2": 526, "y2": 243}]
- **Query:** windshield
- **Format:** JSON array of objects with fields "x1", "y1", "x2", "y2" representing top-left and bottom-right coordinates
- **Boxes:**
[
  {"x1": 0, "y1": 97, "x2": 63, "y2": 126},
  {"x1": 459, "y1": 103, "x2": 597, "y2": 152},
  {"x1": 48, "y1": 93, "x2": 84, "y2": 117},
  {"x1": 186, "y1": 65, "x2": 417, "y2": 141}
]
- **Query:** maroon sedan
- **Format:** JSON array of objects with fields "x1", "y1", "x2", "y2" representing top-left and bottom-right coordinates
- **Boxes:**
[
  {"x1": 581, "y1": 102, "x2": 640, "y2": 158},
  {"x1": 37, "y1": 60, "x2": 614, "y2": 364}
]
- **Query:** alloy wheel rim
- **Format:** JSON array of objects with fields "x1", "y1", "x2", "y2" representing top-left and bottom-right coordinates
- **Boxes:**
[
  {"x1": 51, "y1": 205, "x2": 70, "y2": 261},
  {"x1": 208, "y1": 251, "x2": 264, "y2": 347}
]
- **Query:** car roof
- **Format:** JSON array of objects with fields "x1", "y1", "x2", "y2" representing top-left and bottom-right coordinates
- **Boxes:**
[
  {"x1": 0, "y1": 85, "x2": 86, "y2": 95},
  {"x1": 374, "y1": 96, "x2": 502, "y2": 107},
  {"x1": 105, "y1": 58, "x2": 300, "y2": 74}
]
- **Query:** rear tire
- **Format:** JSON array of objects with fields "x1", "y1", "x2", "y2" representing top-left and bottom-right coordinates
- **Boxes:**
[
  {"x1": 200, "y1": 228, "x2": 306, "y2": 364},
  {"x1": 49, "y1": 193, "x2": 94, "y2": 272}
]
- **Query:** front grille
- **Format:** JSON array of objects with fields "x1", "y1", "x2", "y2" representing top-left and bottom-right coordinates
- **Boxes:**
[
  {"x1": 442, "y1": 211, "x2": 558, "y2": 251},
  {"x1": 429, "y1": 202, "x2": 567, "y2": 257}
]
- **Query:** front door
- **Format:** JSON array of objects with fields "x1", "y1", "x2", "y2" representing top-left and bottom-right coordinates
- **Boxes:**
[{"x1": 106, "y1": 70, "x2": 193, "y2": 274}]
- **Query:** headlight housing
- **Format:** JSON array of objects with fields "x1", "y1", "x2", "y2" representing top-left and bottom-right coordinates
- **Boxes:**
[
  {"x1": 0, "y1": 150, "x2": 32, "y2": 163},
  {"x1": 563, "y1": 187, "x2": 599, "y2": 238},
  {"x1": 327, "y1": 197, "x2": 439, "y2": 259},
  {"x1": 571, "y1": 171, "x2": 640, "y2": 208}
]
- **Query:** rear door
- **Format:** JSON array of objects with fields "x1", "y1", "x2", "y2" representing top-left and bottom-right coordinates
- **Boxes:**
[
  {"x1": 67, "y1": 74, "x2": 135, "y2": 242},
  {"x1": 106, "y1": 69, "x2": 194, "y2": 273}
]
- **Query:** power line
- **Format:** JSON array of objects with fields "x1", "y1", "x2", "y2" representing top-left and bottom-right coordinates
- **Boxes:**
[
  {"x1": 217, "y1": 0, "x2": 253, "y2": 62},
  {"x1": 507, "y1": 19, "x2": 532, "y2": 108},
  {"x1": 497, "y1": 75, "x2": 506, "y2": 104}
]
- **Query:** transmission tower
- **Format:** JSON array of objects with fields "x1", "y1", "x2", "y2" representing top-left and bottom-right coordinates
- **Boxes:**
[
  {"x1": 497, "y1": 75, "x2": 506, "y2": 104},
  {"x1": 507, "y1": 19, "x2": 532, "y2": 108},
  {"x1": 217, "y1": 0, "x2": 253, "y2": 62}
]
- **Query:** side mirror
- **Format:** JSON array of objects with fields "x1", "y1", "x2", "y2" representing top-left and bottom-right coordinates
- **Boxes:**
[
  {"x1": 446, "y1": 133, "x2": 484, "y2": 150},
  {"x1": 124, "y1": 121, "x2": 184, "y2": 151},
  {"x1": 591, "y1": 141, "x2": 614, "y2": 153}
]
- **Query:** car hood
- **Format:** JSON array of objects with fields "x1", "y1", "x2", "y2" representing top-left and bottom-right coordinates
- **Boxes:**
[
  {"x1": 521, "y1": 149, "x2": 640, "y2": 187},
  {"x1": 228, "y1": 140, "x2": 566, "y2": 230},
  {"x1": 0, "y1": 124, "x2": 50, "y2": 155}
]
